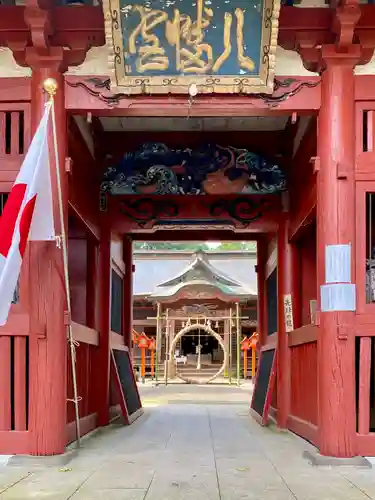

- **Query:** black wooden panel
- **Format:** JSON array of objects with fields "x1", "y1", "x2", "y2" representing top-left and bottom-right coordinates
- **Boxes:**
[
  {"x1": 111, "y1": 270, "x2": 123, "y2": 335},
  {"x1": 267, "y1": 268, "x2": 277, "y2": 335},
  {"x1": 0, "y1": 193, "x2": 8, "y2": 214},
  {"x1": 251, "y1": 349, "x2": 275, "y2": 419},
  {"x1": 112, "y1": 349, "x2": 141, "y2": 418}
]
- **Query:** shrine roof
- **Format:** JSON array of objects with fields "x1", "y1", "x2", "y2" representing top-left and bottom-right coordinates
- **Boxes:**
[{"x1": 133, "y1": 250, "x2": 257, "y2": 301}]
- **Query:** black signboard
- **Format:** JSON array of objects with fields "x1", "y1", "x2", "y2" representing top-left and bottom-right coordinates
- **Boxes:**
[
  {"x1": 266, "y1": 268, "x2": 278, "y2": 335},
  {"x1": 250, "y1": 348, "x2": 277, "y2": 425},
  {"x1": 111, "y1": 270, "x2": 123, "y2": 335},
  {"x1": 111, "y1": 348, "x2": 143, "y2": 424}
]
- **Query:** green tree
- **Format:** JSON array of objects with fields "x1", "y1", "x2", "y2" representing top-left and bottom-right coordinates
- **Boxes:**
[{"x1": 133, "y1": 241, "x2": 256, "y2": 252}]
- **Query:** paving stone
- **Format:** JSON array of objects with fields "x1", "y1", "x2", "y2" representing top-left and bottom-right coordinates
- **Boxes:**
[
  {"x1": 3, "y1": 385, "x2": 375, "y2": 500},
  {"x1": 71, "y1": 488, "x2": 147, "y2": 499},
  {"x1": 0, "y1": 468, "x2": 91, "y2": 500},
  {"x1": 83, "y1": 462, "x2": 154, "y2": 490},
  {"x1": 0, "y1": 470, "x2": 32, "y2": 494}
]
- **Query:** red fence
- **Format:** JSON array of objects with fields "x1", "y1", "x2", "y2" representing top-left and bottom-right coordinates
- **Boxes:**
[
  {"x1": 287, "y1": 326, "x2": 318, "y2": 445},
  {"x1": 355, "y1": 335, "x2": 375, "y2": 455},
  {"x1": 0, "y1": 335, "x2": 29, "y2": 432},
  {"x1": 290, "y1": 342, "x2": 317, "y2": 425}
]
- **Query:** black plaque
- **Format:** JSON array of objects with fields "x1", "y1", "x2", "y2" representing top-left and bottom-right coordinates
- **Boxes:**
[
  {"x1": 111, "y1": 270, "x2": 123, "y2": 335},
  {"x1": 111, "y1": 348, "x2": 142, "y2": 423},
  {"x1": 250, "y1": 348, "x2": 276, "y2": 425},
  {"x1": 266, "y1": 268, "x2": 277, "y2": 335}
]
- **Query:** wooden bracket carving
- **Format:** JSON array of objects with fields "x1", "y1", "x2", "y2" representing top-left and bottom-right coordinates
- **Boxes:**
[
  {"x1": 24, "y1": 5, "x2": 52, "y2": 50},
  {"x1": 6, "y1": 2, "x2": 104, "y2": 72},
  {"x1": 332, "y1": 4, "x2": 361, "y2": 49}
]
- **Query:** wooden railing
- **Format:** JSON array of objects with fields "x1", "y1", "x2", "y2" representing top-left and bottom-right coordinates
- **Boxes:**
[
  {"x1": 0, "y1": 331, "x2": 30, "y2": 454},
  {"x1": 0, "y1": 335, "x2": 29, "y2": 432}
]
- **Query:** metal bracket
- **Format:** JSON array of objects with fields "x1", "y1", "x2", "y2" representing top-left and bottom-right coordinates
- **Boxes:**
[
  {"x1": 99, "y1": 192, "x2": 107, "y2": 212},
  {"x1": 337, "y1": 324, "x2": 350, "y2": 340},
  {"x1": 65, "y1": 157, "x2": 73, "y2": 174},
  {"x1": 315, "y1": 310, "x2": 320, "y2": 326},
  {"x1": 64, "y1": 310, "x2": 71, "y2": 326},
  {"x1": 310, "y1": 156, "x2": 320, "y2": 174},
  {"x1": 336, "y1": 162, "x2": 348, "y2": 180}
]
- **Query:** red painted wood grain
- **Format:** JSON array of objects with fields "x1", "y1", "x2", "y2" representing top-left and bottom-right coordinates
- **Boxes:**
[
  {"x1": 14, "y1": 336, "x2": 27, "y2": 431},
  {"x1": 290, "y1": 342, "x2": 318, "y2": 426},
  {"x1": 0, "y1": 337, "x2": 11, "y2": 430},
  {"x1": 358, "y1": 337, "x2": 371, "y2": 435}
]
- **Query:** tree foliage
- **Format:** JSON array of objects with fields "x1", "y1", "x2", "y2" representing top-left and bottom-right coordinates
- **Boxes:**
[{"x1": 133, "y1": 241, "x2": 256, "y2": 251}]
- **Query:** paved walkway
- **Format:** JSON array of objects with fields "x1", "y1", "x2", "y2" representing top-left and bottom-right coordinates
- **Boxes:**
[{"x1": 2, "y1": 384, "x2": 375, "y2": 499}]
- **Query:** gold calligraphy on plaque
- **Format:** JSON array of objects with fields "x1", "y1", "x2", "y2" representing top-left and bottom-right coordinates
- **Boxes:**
[
  {"x1": 104, "y1": 0, "x2": 280, "y2": 94},
  {"x1": 123, "y1": 0, "x2": 256, "y2": 75}
]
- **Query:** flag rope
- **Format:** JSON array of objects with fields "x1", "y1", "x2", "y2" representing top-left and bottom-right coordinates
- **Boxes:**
[{"x1": 48, "y1": 85, "x2": 82, "y2": 448}]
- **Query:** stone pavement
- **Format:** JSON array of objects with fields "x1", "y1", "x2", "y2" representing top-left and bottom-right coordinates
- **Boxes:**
[{"x1": 2, "y1": 383, "x2": 375, "y2": 499}]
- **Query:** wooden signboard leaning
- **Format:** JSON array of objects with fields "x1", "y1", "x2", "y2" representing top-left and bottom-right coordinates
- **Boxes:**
[
  {"x1": 111, "y1": 347, "x2": 143, "y2": 424},
  {"x1": 250, "y1": 345, "x2": 277, "y2": 426}
]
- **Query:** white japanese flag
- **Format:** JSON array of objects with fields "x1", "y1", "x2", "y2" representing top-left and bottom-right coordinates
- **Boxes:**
[{"x1": 0, "y1": 103, "x2": 55, "y2": 326}]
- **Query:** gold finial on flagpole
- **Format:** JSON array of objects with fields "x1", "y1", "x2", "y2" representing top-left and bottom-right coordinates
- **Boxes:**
[{"x1": 42, "y1": 78, "x2": 58, "y2": 99}]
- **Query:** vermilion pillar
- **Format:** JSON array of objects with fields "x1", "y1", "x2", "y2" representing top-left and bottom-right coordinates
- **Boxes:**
[
  {"x1": 123, "y1": 235, "x2": 133, "y2": 350},
  {"x1": 256, "y1": 238, "x2": 266, "y2": 347},
  {"x1": 317, "y1": 47, "x2": 358, "y2": 457},
  {"x1": 276, "y1": 214, "x2": 298, "y2": 429},
  {"x1": 28, "y1": 68, "x2": 68, "y2": 454},
  {"x1": 96, "y1": 225, "x2": 111, "y2": 426},
  {"x1": 86, "y1": 239, "x2": 99, "y2": 330}
]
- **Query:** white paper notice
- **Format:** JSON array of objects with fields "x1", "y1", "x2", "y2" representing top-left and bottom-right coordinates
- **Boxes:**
[
  {"x1": 320, "y1": 283, "x2": 356, "y2": 312},
  {"x1": 325, "y1": 244, "x2": 351, "y2": 284}
]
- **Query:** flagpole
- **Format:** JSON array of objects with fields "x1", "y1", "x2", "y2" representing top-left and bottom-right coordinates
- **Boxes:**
[{"x1": 43, "y1": 78, "x2": 81, "y2": 448}]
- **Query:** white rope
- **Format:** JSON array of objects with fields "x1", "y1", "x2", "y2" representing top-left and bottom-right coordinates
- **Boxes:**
[{"x1": 50, "y1": 93, "x2": 81, "y2": 448}]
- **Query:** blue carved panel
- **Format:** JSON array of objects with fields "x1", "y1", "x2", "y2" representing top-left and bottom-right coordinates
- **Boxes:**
[
  {"x1": 101, "y1": 143, "x2": 286, "y2": 195},
  {"x1": 121, "y1": 0, "x2": 262, "y2": 77},
  {"x1": 103, "y1": 0, "x2": 280, "y2": 94}
]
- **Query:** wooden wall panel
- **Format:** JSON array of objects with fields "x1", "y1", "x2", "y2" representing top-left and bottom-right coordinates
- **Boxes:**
[
  {"x1": 0, "y1": 337, "x2": 11, "y2": 430},
  {"x1": 68, "y1": 238, "x2": 88, "y2": 325},
  {"x1": 290, "y1": 342, "x2": 318, "y2": 426},
  {"x1": 67, "y1": 343, "x2": 95, "y2": 424},
  {"x1": 298, "y1": 224, "x2": 317, "y2": 326},
  {"x1": 0, "y1": 103, "x2": 30, "y2": 191},
  {"x1": 13, "y1": 337, "x2": 27, "y2": 431}
]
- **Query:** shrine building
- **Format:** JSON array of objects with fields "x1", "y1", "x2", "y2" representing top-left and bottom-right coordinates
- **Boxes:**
[
  {"x1": 0, "y1": 0, "x2": 375, "y2": 461},
  {"x1": 131, "y1": 248, "x2": 258, "y2": 382}
]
